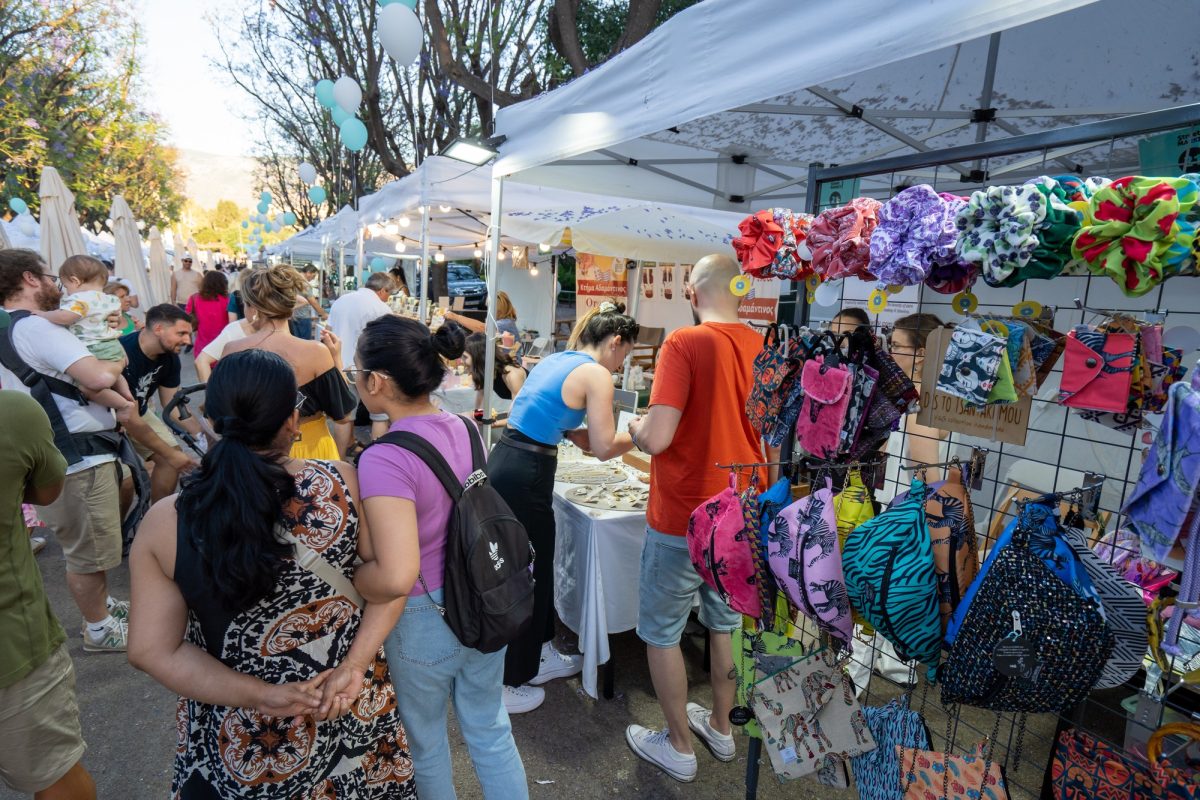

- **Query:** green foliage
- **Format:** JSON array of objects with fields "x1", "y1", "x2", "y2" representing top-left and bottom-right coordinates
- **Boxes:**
[
  {"x1": 190, "y1": 199, "x2": 294, "y2": 255},
  {"x1": 0, "y1": 0, "x2": 184, "y2": 230}
]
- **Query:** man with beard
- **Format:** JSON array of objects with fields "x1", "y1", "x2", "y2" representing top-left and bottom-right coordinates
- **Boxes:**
[
  {"x1": 119, "y1": 304, "x2": 200, "y2": 502},
  {"x1": 0, "y1": 249, "x2": 130, "y2": 653}
]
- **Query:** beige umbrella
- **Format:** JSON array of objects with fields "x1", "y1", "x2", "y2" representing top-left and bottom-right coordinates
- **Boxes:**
[
  {"x1": 0, "y1": 218, "x2": 11, "y2": 249},
  {"x1": 187, "y1": 238, "x2": 199, "y2": 266},
  {"x1": 148, "y1": 226, "x2": 171, "y2": 306},
  {"x1": 171, "y1": 227, "x2": 185, "y2": 271},
  {"x1": 111, "y1": 196, "x2": 154, "y2": 305},
  {"x1": 38, "y1": 166, "x2": 87, "y2": 271}
]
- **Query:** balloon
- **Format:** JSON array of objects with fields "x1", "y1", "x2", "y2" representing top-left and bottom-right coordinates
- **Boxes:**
[
  {"x1": 315, "y1": 79, "x2": 337, "y2": 109},
  {"x1": 298, "y1": 162, "x2": 317, "y2": 185},
  {"x1": 257, "y1": 200, "x2": 269, "y2": 214},
  {"x1": 331, "y1": 106, "x2": 352, "y2": 126},
  {"x1": 333, "y1": 76, "x2": 362, "y2": 113},
  {"x1": 308, "y1": 186, "x2": 327, "y2": 204},
  {"x1": 241, "y1": 220, "x2": 249, "y2": 229},
  {"x1": 813, "y1": 280, "x2": 841, "y2": 307},
  {"x1": 381, "y1": 0, "x2": 417, "y2": 6},
  {"x1": 340, "y1": 117, "x2": 369, "y2": 152},
  {"x1": 370, "y1": 256, "x2": 388, "y2": 272},
  {"x1": 17, "y1": 214, "x2": 36, "y2": 237},
  {"x1": 378, "y1": 4, "x2": 422, "y2": 65},
  {"x1": 260, "y1": 191, "x2": 272, "y2": 204},
  {"x1": 283, "y1": 211, "x2": 297, "y2": 226},
  {"x1": 8, "y1": 198, "x2": 27, "y2": 215}
]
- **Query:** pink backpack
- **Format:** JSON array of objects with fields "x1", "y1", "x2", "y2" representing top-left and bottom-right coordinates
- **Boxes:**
[
  {"x1": 767, "y1": 479, "x2": 852, "y2": 651},
  {"x1": 687, "y1": 473, "x2": 761, "y2": 618}
]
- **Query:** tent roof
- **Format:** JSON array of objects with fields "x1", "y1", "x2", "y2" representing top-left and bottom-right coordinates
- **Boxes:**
[{"x1": 494, "y1": 0, "x2": 1200, "y2": 207}]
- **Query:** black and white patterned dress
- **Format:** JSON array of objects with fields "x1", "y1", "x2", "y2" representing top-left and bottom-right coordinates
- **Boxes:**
[{"x1": 172, "y1": 461, "x2": 417, "y2": 799}]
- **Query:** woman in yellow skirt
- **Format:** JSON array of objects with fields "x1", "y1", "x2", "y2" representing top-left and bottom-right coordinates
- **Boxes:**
[{"x1": 220, "y1": 265, "x2": 355, "y2": 458}]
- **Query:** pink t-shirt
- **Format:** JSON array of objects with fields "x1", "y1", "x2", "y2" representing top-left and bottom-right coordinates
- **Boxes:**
[
  {"x1": 358, "y1": 411, "x2": 477, "y2": 595},
  {"x1": 186, "y1": 294, "x2": 230, "y2": 357}
]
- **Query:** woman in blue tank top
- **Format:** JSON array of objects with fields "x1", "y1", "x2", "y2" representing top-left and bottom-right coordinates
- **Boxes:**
[{"x1": 488, "y1": 302, "x2": 639, "y2": 714}]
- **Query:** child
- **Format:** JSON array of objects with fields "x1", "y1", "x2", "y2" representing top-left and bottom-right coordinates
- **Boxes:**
[{"x1": 39, "y1": 254, "x2": 134, "y2": 410}]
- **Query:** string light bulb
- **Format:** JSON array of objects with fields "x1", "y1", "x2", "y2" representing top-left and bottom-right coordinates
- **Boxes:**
[
  {"x1": 435, "y1": 247, "x2": 445, "y2": 263},
  {"x1": 530, "y1": 265, "x2": 540, "y2": 277},
  {"x1": 398, "y1": 216, "x2": 411, "y2": 228},
  {"x1": 438, "y1": 204, "x2": 452, "y2": 213},
  {"x1": 538, "y1": 242, "x2": 551, "y2": 254},
  {"x1": 384, "y1": 223, "x2": 399, "y2": 235},
  {"x1": 498, "y1": 248, "x2": 507, "y2": 261},
  {"x1": 394, "y1": 241, "x2": 407, "y2": 253},
  {"x1": 473, "y1": 246, "x2": 483, "y2": 259}
]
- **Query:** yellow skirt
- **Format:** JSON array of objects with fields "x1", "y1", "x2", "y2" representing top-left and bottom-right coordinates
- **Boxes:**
[{"x1": 290, "y1": 415, "x2": 340, "y2": 460}]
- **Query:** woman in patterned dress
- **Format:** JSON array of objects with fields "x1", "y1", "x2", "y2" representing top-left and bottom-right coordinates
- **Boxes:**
[{"x1": 128, "y1": 349, "x2": 417, "y2": 799}]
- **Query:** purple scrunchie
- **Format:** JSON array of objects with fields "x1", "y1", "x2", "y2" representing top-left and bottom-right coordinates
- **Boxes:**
[
  {"x1": 924, "y1": 193, "x2": 979, "y2": 294},
  {"x1": 869, "y1": 185, "x2": 960, "y2": 286}
]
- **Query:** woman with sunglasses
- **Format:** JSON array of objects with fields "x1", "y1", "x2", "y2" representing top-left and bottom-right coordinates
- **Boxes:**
[
  {"x1": 128, "y1": 349, "x2": 418, "y2": 799},
  {"x1": 222, "y1": 265, "x2": 355, "y2": 458}
]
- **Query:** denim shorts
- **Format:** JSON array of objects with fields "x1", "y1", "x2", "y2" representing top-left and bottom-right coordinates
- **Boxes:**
[{"x1": 636, "y1": 527, "x2": 740, "y2": 648}]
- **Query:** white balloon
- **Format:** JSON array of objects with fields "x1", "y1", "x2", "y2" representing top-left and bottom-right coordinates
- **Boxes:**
[
  {"x1": 18, "y1": 213, "x2": 37, "y2": 237},
  {"x1": 298, "y1": 162, "x2": 317, "y2": 185},
  {"x1": 333, "y1": 76, "x2": 362, "y2": 113},
  {"x1": 378, "y1": 4, "x2": 422, "y2": 65},
  {"x1": 813, "y1": 280, "x2": 842, "y2": 307},
  {"x1": 1164, "y1": 324, "x2": 1200, "y2": 355}
]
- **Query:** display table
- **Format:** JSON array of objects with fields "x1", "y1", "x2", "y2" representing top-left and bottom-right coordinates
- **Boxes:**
[
  {"x1": 433, "y1": 386, "x2": 513, "y2": 416},
  {"x1": 551, "y1": 471, "x2": 648, "y2": 699}
]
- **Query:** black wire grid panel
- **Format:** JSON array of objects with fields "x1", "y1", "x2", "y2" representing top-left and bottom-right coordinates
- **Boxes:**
[{"x1": 752, "y1": 106, "x2": 1200, "y2": 799}]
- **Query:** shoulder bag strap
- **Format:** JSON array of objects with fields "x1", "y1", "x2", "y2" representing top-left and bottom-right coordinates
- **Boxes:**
[{"x1": 278, "y1": 527, "x2": 364, "y2": 608}]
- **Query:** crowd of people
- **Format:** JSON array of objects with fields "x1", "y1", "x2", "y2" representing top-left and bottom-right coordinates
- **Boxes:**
[{"x1": 0, "y1": 248, "x2": 940, "y2": 798}]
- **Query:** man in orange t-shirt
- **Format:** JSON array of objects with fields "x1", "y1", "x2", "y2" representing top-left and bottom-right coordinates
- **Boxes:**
[{"x1": 624, "y1": 254, "x2": 772, "y2": 782}]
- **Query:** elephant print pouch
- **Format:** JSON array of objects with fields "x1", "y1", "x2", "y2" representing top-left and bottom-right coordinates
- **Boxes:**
[
  {"x1": 750, "y1": 649, "x2": 876, "y2": 781},
  {"x1": 937, "y1": 326, "x2": 1007, "y2": 408},
  {"x1": 797, "y1": 359, "x2": 853, "y2": 458}
]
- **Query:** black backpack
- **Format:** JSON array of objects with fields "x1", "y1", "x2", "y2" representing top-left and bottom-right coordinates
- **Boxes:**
[{"x1": 368, "y1": 416, "x2": 534, "y2": 653}]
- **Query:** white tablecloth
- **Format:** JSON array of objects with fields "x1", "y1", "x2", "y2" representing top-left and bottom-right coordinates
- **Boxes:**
[{"x1": 552, "y1": 475, "x2": 647, "y2": 699}]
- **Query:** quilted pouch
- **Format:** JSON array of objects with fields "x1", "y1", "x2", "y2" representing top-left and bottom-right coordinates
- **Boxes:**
[
  {"x1": 767, "y1": 480, "x2": 852, "y2": 651},
  {"x1": 850, "y1": 697, "x2": 930, "y2": 800},
  {"x1": 797, "y1": 359, "x2": 853, "y2": 459},
  {"x1": 1058, "y1": 326, "x2": 1136, "y2": 413},
  {"x1": 937, "y1": 326, "x2": 1007, "y2": 408},
  {"x1": 687, "y1": 473, "x2": 760, "y2": 618}
]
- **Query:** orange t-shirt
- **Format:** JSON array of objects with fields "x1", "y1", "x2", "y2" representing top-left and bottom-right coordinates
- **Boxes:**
[{"x1": 646, "y1": 321, "x2": 765, "y2": 536}]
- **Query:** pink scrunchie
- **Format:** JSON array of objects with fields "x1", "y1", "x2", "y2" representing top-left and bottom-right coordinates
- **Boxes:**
[{"x1": 809, "y1": 197, "x2": 881, "y2": 281}]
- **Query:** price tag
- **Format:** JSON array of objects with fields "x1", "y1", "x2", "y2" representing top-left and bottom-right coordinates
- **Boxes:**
[
  {"x1": 867, "y1": 289, "x2": 888, "y2": 314},
  {"x1": 780, "y1": 746, "x2": 799, "y2": 764},
  {"x1": 1012, "y1": 300, "x2": 1042, "y2": 319},
  {"x1": 952, "y1": 290, "x2": 978, "y2": 315},
  {"x1": 993, "y1": 611, "x2": 1040, "y2": 679},
  {"x1": 730, "y1": 274, "x2": 752, "y2": 297},
  {"x1": 805, "y1": 275, "x2": 820, "y2": 293}
]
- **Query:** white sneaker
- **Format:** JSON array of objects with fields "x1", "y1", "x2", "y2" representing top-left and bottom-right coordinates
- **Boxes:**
[
  {"x1": 528, "y1": 641, "x2": 582, "y2": 685},
  {"x1": 106, "y1": 597, "x2": 130, "y2": 622},
  {"x1": 82, "y1": 617, "x2": 128, "y2": 653},
  {"x1": 502, "y1": 684, "x2": 545, "y2": 714},
  {"x1": 686, "y1": 703, "x2": 736, "y2": 761},
  {"x1": 625, "y1": 725, "x2": 698, "y2": 782}
]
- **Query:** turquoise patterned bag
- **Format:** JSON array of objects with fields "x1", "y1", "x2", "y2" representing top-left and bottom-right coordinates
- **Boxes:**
[{"x1": 850, "y1": 697, "x2": 931, "y2": 800}]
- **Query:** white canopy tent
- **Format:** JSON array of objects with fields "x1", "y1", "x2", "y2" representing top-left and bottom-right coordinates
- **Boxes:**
[{"x1": 493, "y1": 0, "x2": 1199, "y2": 207}]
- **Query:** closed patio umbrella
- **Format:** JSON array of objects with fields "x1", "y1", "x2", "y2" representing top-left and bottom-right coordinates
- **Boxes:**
[
  {"x1": 111, "y1": 196, "x2": 154, "y2": 305},
  {"x1": 148, "y1": 226, "x2": 171, "y2": 307},
  {"x1": 38, "y1": 166, "x2": 87, "y2": 271}
]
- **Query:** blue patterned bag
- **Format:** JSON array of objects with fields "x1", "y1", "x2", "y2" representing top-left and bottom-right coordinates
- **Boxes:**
[{"x1": 850, "y1": 698, "x2": 930, "y2": 800}]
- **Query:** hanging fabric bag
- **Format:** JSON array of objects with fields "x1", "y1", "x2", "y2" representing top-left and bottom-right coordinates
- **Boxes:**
[
  {"x1": 1058, "y1": 325, "x2": 1137, "y2": 413},
  {"x1": 850, "y1": 697, "x2": 931, "y2": 800},
  {"x1": 687, "y1": 473, "x2": 761, "y2": 618},
  {"x1": 745, "y1": 323, "x2": 799, "y2": 438},
  {"x1": 796, "y1": 358, "x2": 853, "y2": 459},
  {"x1": 936, "y1": 326, "x2": 1008, "y2": 408}
]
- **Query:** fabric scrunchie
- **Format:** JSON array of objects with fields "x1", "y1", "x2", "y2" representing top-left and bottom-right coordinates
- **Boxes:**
[
  {"x1": 1070, "y1": 175, "x2": 1199, "y2": 296},
  {"x1": 955, "y1": 185, "x2": 1046, "y2": 287},
  {"x1": 923, "y1": 193, "x2": 978, "y2": 294},
  {"x1": 732, "y1": 208, "x2": 814, "y2": 280},
  {"x1": 869, "y1": 185, "x2": 958, "y2": 287},
  {"x1": 988, "y1": 176, "x2": 1086, "y2": 285},
  {"x1": 809, "y1": 197, "x2": 881, "y2": 281}
]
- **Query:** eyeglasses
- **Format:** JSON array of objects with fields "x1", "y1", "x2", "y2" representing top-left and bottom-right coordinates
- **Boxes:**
[
  {"x1": 295, "y1": 391, "x2": 307, "y2": 410},
  {"x1": 344, "y1": 367, "x2": 391, "y2": 383}
]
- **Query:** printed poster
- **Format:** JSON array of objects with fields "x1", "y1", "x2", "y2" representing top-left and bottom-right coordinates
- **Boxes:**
[
  {"x1": 737, "y1": 276, "x2": 780, "y2": 326},
  {"x1": 575, "y1": 252, "x2": 630, "y2": 318}
]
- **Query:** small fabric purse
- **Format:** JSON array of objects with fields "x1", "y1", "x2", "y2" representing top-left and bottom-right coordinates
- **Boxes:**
[
  {"x1": 1058, "y1": 325, "x2": 1137, "y2": 413},
  {"x1": 745, "y1": 323, "x2": 798, "y2": 437},
  {"x1": 797, "y1": 359, "x2": 853, "y2": 459},
  {"x1": 850, "y1": 697, "x2": 930, "y2": 800},
  {"x1": 687, "y1": 474, "x2": 761, "y2": 619},
  {"x1": 937, "y1": 326, "x2": 1008, "y2": 408},
  {"x1": 1052, "y1": 725, "x2": 1200, "y2": 800},
  {"x1": 898, "y1": 742, "x2": 1009, "y2": 800},
  {"x1": 839, "y1": 362, "x2": 879, "y2": 455},
  {"x1": 767, "y1": 480, "x2": 853, "y2": 651},
  {"x1": 927, "y1": 470, "x2": 979, "y2": 633},
  {"x1": 939, "y1": 505, "x2": 1114, "y2": 713}
]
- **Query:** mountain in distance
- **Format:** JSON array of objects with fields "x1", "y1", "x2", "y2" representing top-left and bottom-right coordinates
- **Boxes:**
[{"x1": 176, "y1": 149, "x2": 257, "y2": 210}]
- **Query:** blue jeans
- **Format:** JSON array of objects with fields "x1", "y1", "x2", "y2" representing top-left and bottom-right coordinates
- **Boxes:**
[{"x1": 384, "y1": 590, "x2": 528, "y2": 800}]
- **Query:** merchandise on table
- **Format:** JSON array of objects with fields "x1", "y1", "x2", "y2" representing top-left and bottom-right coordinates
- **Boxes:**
[{"x1": 563, "y1": 484, "x2": 648, "y2": 511}]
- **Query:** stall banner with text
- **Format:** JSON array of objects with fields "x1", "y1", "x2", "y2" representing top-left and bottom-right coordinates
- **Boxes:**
[
  {"x1": 916, "y1": 327, "x2": 1031, "y2": 446},
  {"x1": 575, "y1": 252, "x2": 630, "y2": 318},
  {"x1": 738, "y1": 276, "x2": 781, "y2": 326}
]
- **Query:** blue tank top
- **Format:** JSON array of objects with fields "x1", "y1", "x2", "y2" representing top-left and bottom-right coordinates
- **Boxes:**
[{"x1": 507, "y1": 351, "x2": 595, "y2": 446}]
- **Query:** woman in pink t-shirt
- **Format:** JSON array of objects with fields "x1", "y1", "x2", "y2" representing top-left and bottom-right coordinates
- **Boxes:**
[
  {"x1": 185, "y1": 271, "x2": 230, "y2": 359},
  {"x1": 353, "y1": 315, "x2": 529, "y2": 800}
]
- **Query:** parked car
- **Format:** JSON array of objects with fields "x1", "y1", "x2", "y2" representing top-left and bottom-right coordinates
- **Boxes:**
[{"x1": 414, "y1": 263, "x2": 488, "y2": 308}]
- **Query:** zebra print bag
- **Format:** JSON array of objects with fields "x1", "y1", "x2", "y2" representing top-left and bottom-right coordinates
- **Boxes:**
[{"x1": 843, "y1": 478, "x2": 942, "y2": 680}]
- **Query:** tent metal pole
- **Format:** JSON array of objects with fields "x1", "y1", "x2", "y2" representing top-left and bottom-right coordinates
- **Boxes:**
[
  {"x1": 355, "y1": 226, "x2": 365, "y2": 292},
  {"x1": 480, "y1": 176, "x2": 505, "y2": 442},
  {"x1": 419, "y1": 206, "x2": 430, "y2": 322},
  {"x1": 337, "y1": 240, "x2": 345, "y2": 297},
  {"x1": 971, "y1": 32, "x2": 1002, "y2": 175},
  {"x1": 622, "y1": 260, "x2": 642, "y2": 390}
]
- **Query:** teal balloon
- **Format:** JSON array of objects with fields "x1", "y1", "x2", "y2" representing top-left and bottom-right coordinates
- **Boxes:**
[
  {"x1": 282, "y1": 211, "x2": 297, "y2": 226},
  {"x1": 259, "y1": 191, "x2": 272, "y2": 204},
  {"x1": 256, "y1": 200, "x2": 269, "y2": 214},
  {"x1": 331, "y1": 107, "x2": 351, "y2": 126},
  {"x1": 370, "y1": 256, "x2": 388, "y2": 272},
  {"x1": 8, "y1": 198, "x2": 27, "y2": 215},
  {"x1": 315, "y1": 79, "x2": 336, "y2": 109},
  {"x1": 308, "y1": 186, "x2": 327, "y2": 204},
  {"x1": 241, "y1": 220, "x2": 249, "y2": 229},
  {"x1": 340, "y1": 117, "x2": 368, "y2": 152},
  {"x1": 381, "y1": 0, "x2": 417, "y2": 6}
]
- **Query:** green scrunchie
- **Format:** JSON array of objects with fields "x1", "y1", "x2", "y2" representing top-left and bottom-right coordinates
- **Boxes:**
[{"x1": 998, "y1": 181, "x2": 1083, "y2": 286}]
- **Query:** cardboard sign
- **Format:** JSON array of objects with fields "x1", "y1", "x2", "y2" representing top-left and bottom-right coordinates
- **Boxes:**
[{"x1": 916, "y1": 327, "x2": 1032, "y2": 446}]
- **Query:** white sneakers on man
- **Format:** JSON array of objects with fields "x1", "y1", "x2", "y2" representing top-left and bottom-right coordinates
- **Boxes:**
[
  {"x1": 502, "y1": 684, "x2": 545, "y2": 714},
  {"x1": 625, "y1": 725, "x2": 698, "y2": 782},
  {"x1": 685, "y1": 703, "x2": 736, "y2": 761},
  {"x1": 528, "y1": 641, "x2": 582, "y2": 685}
]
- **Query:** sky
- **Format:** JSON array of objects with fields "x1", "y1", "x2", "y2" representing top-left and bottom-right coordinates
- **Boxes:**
[{"x1": 140, "y1": 0, "x2": 259, "y2": 157}]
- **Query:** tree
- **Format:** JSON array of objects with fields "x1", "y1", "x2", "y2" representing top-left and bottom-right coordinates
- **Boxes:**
[{"x1": 0, "y1": 0, "x2": 184, "y2": 229}]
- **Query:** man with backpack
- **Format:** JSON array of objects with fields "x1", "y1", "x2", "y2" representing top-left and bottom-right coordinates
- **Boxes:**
[
  {"x1": 0, "y1": 249, "x2": 132, "y2": 653},
  {"x1": 623, "y1": 254, "x2": 772, "y2": 782}
]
